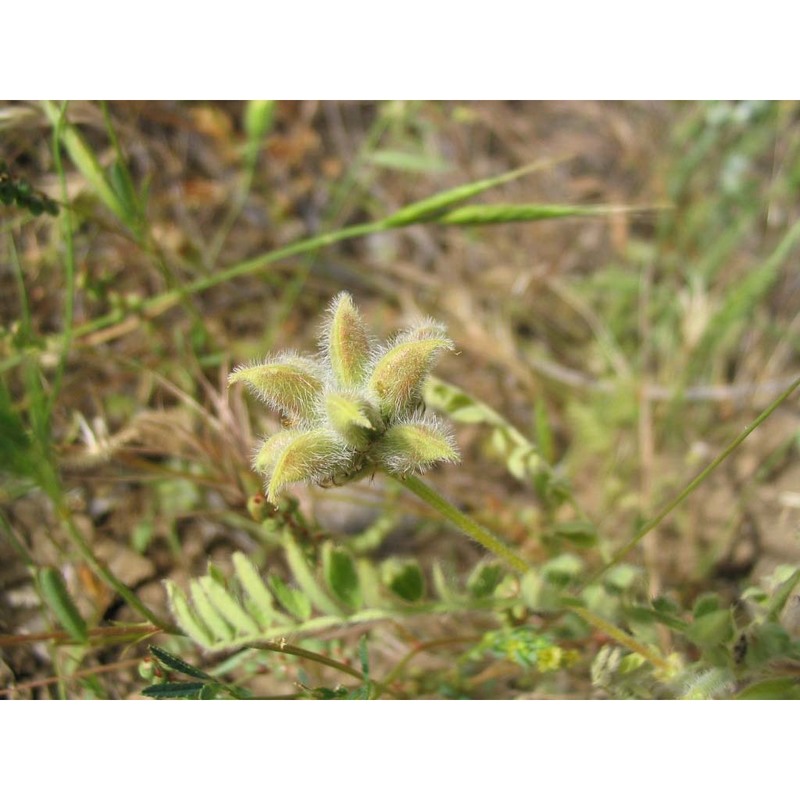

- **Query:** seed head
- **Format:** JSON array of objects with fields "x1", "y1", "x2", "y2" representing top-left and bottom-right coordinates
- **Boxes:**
[{"x1": 229, "y1": 294, "x2": 460, "y2": 504}]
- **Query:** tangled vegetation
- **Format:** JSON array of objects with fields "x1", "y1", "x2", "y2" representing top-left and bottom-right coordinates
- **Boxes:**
[{"x1": 2, "y1": 101, "x2": 799, "y2": 699}]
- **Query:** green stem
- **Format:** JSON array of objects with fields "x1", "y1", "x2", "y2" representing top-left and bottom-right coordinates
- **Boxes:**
[
  {"x1": 0, "y1": 158, "x2": 568, "y2": 374},
  {"x1": 0, "y1": 219, "x2": 386, "y2": 376},
  {"x1": 47, "y1": 104, "x2": 75, "y2": 420},
  {"x1": 246, "y1": 639, "x2": 397, "y2": 697},
  {"x1": 375, "y1": 635, "x2": 479, "y2": 698},
  {"x1": 247, "y1": 640, "x2": 365, "y2": 681},
  {"x1": 77, "y1": 221, "x2": 383, "y2": 340},
  {"x1": 570, "y1": 606, "x2": 670, "y2": 673},
  {"x1": 392, "y1": 475, "x2": 667, "y2": 671},
  {"x1": 581, "y1": 374, "x2": 800, "y2": 589},
  {"x1": 394, "y1": 474, "x2": 533, "y2": 574},
  {"x1": 55, "y1": 505, "x2": 177, "y2": 633}
]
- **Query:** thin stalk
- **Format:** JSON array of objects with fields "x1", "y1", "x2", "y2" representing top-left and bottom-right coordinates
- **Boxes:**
[
  {"x1": 387, "y1": 475, "x2": 668, "y2": 673},
  {"x1": 0, "y1": 624, "x2": 160, "y2": 648},
  {"x1": 0, "y1": 510, "x2": 34, "y2": 567},
  {"x1": 55, "y1": 505, "x2": 176, "y2": 633},
  {"x1": 247, "y1": 640, "x2": 365, "y2": 681},
  {"x1": 0, "y1": 657, "x2": 144, "y2": 698},
  {"x1": 246, "y1": 639, "x2": 398, "y2": 696},
  {"x1": 388, "y1": 474, "x2": 701, "y2": 677},
  {"x1": 394, "y1": 474, "x2": 532, "y2": 574},
  {"x1": 47, "y1": 104, "x2": 75, "y2": 419},
  {"x1": 581, "y1": 373, "x2": 800, "y2": 589},
  {"x1": 207, "y1": 101, "x2": 276, "y2": 267},
  {"x1": 570, "y1": 606, "x2": 671, "y2": 673},
  {"x1": 0, "y1": 160, "x2": 613, "y2": 368},
  {"x1": 375, "y1": 635, "x2": 479, "y2": 698},
  {"x1": 0, "y1": 221, "x2": 382, "y2": 373},
  {"x1": 69, "y1": 220, "x2": 383, "y2": 343}
]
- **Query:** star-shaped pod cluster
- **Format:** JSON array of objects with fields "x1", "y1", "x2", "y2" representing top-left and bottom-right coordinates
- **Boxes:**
[{"x1": 229, "y1": 293, "x2": 460, "y2": 504}]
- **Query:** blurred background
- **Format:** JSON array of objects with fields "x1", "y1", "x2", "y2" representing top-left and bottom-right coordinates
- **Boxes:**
[{"x1": 2, "y1": 100, "x2": 799, "y2": 698}]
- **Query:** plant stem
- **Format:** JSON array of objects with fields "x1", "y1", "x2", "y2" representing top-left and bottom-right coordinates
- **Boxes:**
[
  {"x1": 55, "y1": 505, "x2": 176, "y2": 633},
  {"x1": 0, "y1": 657, "x2": 145, "y2": 698},
  {"x1": 73, "y1": 221, "x2": 384, "y2": 342},
  {"x1": 375, "y1": 635, "x2": 479, "y2": 698},
  {"x1": 247, "y1": 641, "x2": 365, "y2": 681},
  {"x1": 580, "y1": 374, "x2": 800, "y2": 589},
  {"x1": 570, "y1": 606, "x2": 671, "y2": 673},
  {"x1": 47, "y1": 105, "x2": 75, "y2": 420},
  {"x1": 393, "y1": 475, "x2": 673, "y2": 672},
  {"x1": 394, "y1": 474, "x2": 532, "y2": 574},
  {"x1": 247, "y1": 639, "x2": 399, "y2": 697},
  {"x1": 0, "y1": 624, "x2": 160, "y2": 648}
]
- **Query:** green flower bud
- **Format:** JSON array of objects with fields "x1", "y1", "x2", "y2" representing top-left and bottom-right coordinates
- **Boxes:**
[
  {"x1": 229, "y1": 355, "x2": 323, "y2": 422},
  {"x1": 246, "y1": 492, "x2": 267, "y2": 522},
  {"x1": 324, "y1": 391, "x2": 381, "y2": 449},
  {"x1": 138, "y1": 656, "x2": 159, "y2": 681},
  {"x1": 253, "y1": 429, "x2": 301, "y2": 474},
  {"x1": 266, "y1": 429, "x2": 350, "y2": 503},
  {"x1": 229, "y1": 294, "x2": 460, "y2": 502},
  {"x1": 369, "y1": 335, "x2": 453, "y2": 416},
  {"x1": 374, "y1": 417, "x2": 459, "y2": 476},
  {"x1": 397, "y1": 318, "x2": 450, "y2": 343},
  {"x1": 324, "y1": 292, "x2": 372, "y2": 387}
]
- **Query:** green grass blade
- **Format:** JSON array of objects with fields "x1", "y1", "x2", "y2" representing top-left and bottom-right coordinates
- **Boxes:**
[
  {"x1": 689, "y1": 217, "x2": 800, "y2": 374},
  {"x1": 367, "y1": 149, "x2": 449, "y2": 173},
  {"x1": 381, "y1": 160, "x2": 563, "y2": 228},
  {"x1": 243, "y1": 100, "x2": 276, "y2": 169},
  {"x1": 0, "y1": 385, "x2": 35, "y2": 480},
  {"x1": 101, "y1": 102, "x2": 144, "y2": 233},
  {"x1": 38, "y1": 567, "x2": 89, "y2": 644},
  {"x1": 41, "y1": 100, "x2": 130, "y2": 225},
  {"x1": 46, "y1": 109, "x2": 76, "y2": 420},
  {"x1": 582, "y1": 374, "x2": 800, "y2": 588},
  {"x1": 433, "y1": 203, "x2": 630, "y2": 226}
]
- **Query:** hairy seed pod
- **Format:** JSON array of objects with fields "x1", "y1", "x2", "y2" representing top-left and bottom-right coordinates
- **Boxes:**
[
  {"x1": 324, "y1": 292, "x2": 372, "y2": 387},
  {"x1": 229, "y1": 355, "x2": 324, "y2": 422},
  {"x1": 369, "y1": 337, "x2": 453, "y2": 416}
]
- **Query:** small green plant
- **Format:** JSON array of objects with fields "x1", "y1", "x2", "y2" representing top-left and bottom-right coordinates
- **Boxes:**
[
  {"x1": 228, "y1": 292, "x2": 529, "y2": 571},
  {"x1": 229, "y1": 292, "x2": 459, "y2": 502},
  {"x1": 7, "y1": 101, "x2": 800, "y2": 700},
  {"x1": 160, "y1": 293, "x2": 800, "y2": 700}
]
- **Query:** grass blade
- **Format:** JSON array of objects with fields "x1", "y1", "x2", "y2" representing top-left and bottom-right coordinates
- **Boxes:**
[
  {"x1": 381, "y1": 159, "x2": 564, "y2": 228},
  {"x1": 433, "y1": 203, "x2": 631, "y2": 226},
  {"x1": 582, "y1": 374, "x2": 800, "y2": 588},
  {"x1": 41, "y1": 101, "x2": 129, "y2": 225},
  {"x1": 38, "y1": 567, "x2": 89, "y2": 644}
]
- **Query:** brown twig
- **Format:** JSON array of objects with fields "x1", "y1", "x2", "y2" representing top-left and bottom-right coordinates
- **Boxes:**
[{"x1": 0, "y1": 658, "x2": 143, "y2": 698}]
